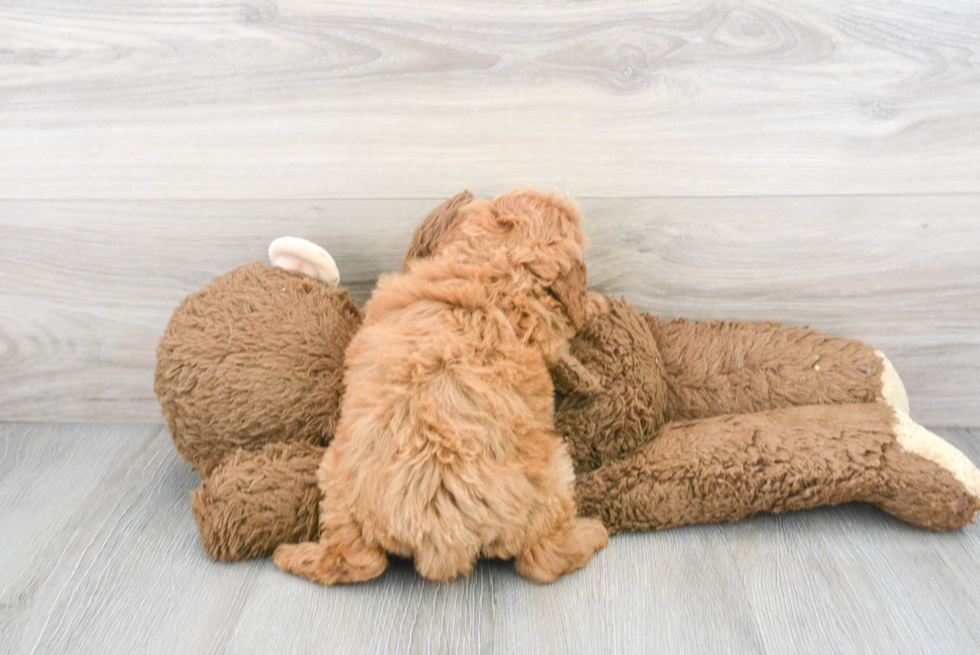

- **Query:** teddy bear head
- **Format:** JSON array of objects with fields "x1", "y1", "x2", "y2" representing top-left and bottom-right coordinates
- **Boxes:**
[
  {"x1": 155, "y1": 261, "x2": 361, "y2": 476},
  {"x1": 553, "y1": 297, "x2": 670, "y2": 474}
]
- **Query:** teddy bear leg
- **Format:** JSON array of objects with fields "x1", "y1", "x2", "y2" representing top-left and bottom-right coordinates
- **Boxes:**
[
  {"x1": 574, "y1": 403, "x2": 980, "y2": 533},
  {"x1": 273, "y1": 449, "x2": 388, "y2": 584},
  {"x1": 642, "y1": 315, "x2": 899, "y2": 419},
  {"x1": 875, "y1": 409, "x2": 980, "y2": 529}
]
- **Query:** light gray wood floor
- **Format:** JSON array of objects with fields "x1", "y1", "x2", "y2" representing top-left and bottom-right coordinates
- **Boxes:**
[{"x1": 2, "y1": 422, "x2": 979, "y2": 655}]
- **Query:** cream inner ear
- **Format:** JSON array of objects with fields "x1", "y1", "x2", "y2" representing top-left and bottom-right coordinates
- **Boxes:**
[
  {"x1": 892, "y1": 409, "x2": 980, "y2": 499},
  {"x1": 876, "y1": 349, "x2": 910, "y2": 414},
  {"x1": 268, "y1": 237, "x2": 340, "y2": 286}
]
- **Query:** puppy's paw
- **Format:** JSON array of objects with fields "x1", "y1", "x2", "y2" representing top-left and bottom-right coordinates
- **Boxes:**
[
  {"x1": 273, "y1": 540, "x2": 387, "y2": 585},
  {"x1": 516, "y1": 517, "x2": 609, "y2": 584}
]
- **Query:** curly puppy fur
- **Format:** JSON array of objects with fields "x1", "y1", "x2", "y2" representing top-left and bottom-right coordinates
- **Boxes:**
[
  {"x1": 403, "y1": 190, "x2": 475, "y2": 268},
  {"x1": 273, "y1": 188, "x2": 609, "y2": 584}
]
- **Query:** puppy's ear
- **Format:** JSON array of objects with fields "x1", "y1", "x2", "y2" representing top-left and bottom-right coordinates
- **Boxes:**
[
  {"x1": 403, "y1": 190, "x2": 475, "y2": 271},
  {"x1": 512, "y1": 235, "x2": 590, "y2": 331},
  {"x1": 548, "y1": 257, "x2": 591, "y2": 331}
]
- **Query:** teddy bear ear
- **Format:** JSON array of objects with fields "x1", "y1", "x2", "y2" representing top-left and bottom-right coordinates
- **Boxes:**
[
  {"x1": 552, "y1": 354, "x2": 601, "y2": 398},
  {"x1": 268, "y1": 237, "x2": 340, "y2": 286}
]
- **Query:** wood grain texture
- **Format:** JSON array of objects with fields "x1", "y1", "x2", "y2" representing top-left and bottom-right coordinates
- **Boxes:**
[
  {"x1": 1, "y1": 423, "x2": 979, "y2": 654},
  {"x1": 2, "y1": 195, "x2": 978, "y2": 425},
  {"x1": 1, "y1": 0, "x2": 979, "y2": 199}
]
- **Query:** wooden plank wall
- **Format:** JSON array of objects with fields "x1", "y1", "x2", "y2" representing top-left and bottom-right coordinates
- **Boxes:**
[{"x1": 1, "y1": 1, "x2": 978, "y2": 425}]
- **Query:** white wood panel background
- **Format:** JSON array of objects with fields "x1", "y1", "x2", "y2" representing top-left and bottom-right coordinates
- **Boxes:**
[
  {"x1": 2, "y1": 196, "x2": 979, "y2": 425},
  {"x1": 1, "y1": 0, "x2": 978, "y2": 425},
  {"x1": 0, "y1": 0, "x2": 979, "y2": 199},
  {"x1": 1, "y1": 423, "x2": 979, "y2": 654}
]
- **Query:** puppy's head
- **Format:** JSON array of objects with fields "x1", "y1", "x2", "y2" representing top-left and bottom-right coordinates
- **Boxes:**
[{"x1": 449, "y1": 187, "x2": 591, "y2": 330}]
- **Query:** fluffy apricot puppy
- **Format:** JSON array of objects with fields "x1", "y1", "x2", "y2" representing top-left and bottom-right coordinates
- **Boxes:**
[{"x1": 273, "y1": 188, "x2": 609, "y2": 584}]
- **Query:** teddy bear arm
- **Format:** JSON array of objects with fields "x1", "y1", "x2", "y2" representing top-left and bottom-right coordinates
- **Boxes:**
[
  {"x1": 642, "y1": 315, "x2": 906, "y2": 420},
  {"x1": 191, "y1": 442, "x2": 326, "y2": 561},
  {"x1": 574, "y1": 403, "x2": 980, "y2": 534}
]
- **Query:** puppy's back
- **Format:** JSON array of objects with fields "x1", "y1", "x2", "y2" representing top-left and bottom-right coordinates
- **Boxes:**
[{"x1": 338, "y1": 274, "x2": 563, "y2": 558}]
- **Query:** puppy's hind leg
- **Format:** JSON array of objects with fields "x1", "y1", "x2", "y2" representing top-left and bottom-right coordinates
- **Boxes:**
[
  {"x1": 273, "y1": 450, "x2": 387, "y2": 585},
  {"x1": 515, "y1": 443, "x2": 609, "y2": 583},
  {"x1": 516, "y1": 516, "x2": 608, "y2": 583},
  {"x1": 273, "y1": 526, "x2": 387, "y2": 585}
]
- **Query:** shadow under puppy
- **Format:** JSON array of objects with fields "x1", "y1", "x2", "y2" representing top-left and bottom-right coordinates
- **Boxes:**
[{"x1": 273, "y1": 187, "x2": 609, "y2": 584}]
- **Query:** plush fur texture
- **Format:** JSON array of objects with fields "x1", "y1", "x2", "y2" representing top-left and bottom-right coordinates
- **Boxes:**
[
  {"x1": 575, "y1": 403, "x2": 980, "y2": 532},
  {"x1": 194, "y1": 300, "x2": 980, "y2": 559},
  {"x1": 644, "y1": 316, "x2": 885, "y2": 420},
  {"x1": 192, "y1": 442, "x2": 324, "y2": 561},
  {"x1": 155, "y1": 262, "x2": 361, "y2": 476},
  {"x1": 553, "y1": 296, "x2": 670, "y2": 474},
  {"x1": 189, "y1": 296, "x2": 980, "y2": 561},
  {"x1": 166, "y1": 190, "x2": 980, "y2": 569},
  {"x1": 554, "y1": 298, "x2": 889, "y2": 475},
  {"x1": 193, "y1": 402, "x2": 979, "y2": 561},
  {"x1": 272, "y1": 188, "x2": 608, "y2": 585}
]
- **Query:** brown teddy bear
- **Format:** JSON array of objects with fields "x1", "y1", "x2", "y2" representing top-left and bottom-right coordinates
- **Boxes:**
[
  {"x1": 157, "y1": 191, "x2": 980, "y2": 563},
  {"x1": 558, "y1": 300, "x2": 980, "y2": 533},
  {"x1": 155, "y1": 256, "x2": 360, "y2": 478}
]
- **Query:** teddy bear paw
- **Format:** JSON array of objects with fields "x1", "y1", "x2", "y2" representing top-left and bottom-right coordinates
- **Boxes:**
[{"x1": 875, "y1": 349, "x2": 910, "y2": 414}]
